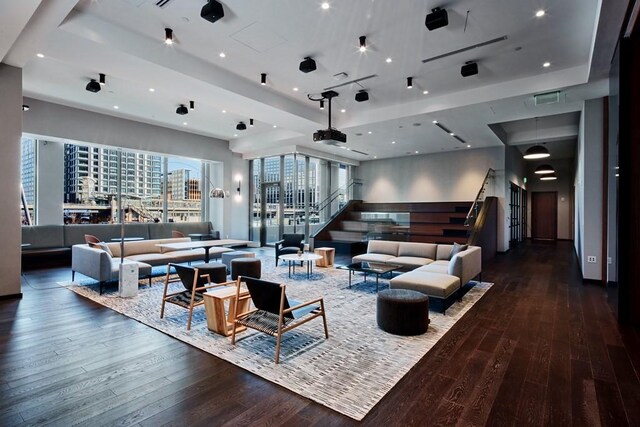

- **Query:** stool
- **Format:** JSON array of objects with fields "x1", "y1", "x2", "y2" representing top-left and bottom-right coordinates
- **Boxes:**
[
  {"x1": 376, "y1": 289, "x2": 429, "y2": 336},
  {"x1": 314, "y1": 247, "x2": 335, "y2": 267},
  {"x1": 221, "y1": 251, "x2": 255, "y2": 271},
  {"x1": 231, "y1": 258, "x2": 261, "y2": 280},
  {"x1": 192, "y1": 262, "x2": 227, "y2": 284}
]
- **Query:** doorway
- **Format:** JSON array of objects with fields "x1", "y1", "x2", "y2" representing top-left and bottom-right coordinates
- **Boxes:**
[{"x1": 531, "y1": 192, "x2": 557, "y2": 240}]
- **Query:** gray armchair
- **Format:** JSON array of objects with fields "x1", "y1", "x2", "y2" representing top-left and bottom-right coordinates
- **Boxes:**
[{"x1": 274, "y1": 233, "x2": 304, "y2": 266}]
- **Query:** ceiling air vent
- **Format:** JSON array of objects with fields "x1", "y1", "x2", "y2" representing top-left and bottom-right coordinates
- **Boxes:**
[
  {"x1": 155, "y1": 0, "x2": 176, "y2": 8},
  {"x1": 534, "y1": 91, "x2": 562, "y2": 106}
]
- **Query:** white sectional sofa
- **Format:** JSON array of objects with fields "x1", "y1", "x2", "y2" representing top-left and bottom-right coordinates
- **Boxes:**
[
  {"x1": 352, "y1": 240, "x2": 482, "y2": 312},
  {"x1": 71, "y1": 237, "x2": 232, "y2": 294}
]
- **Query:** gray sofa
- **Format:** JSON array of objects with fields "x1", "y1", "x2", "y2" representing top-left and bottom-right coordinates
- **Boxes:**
[
  {"x1": 71, "y1": 237, "x2": 233, "y2": 294},
  {"x1": 352, "y1": 240, "x2": 482, "y2": 312},
  {"x1": 21, "y1": 222, "x2": 217, "y2": 266}
]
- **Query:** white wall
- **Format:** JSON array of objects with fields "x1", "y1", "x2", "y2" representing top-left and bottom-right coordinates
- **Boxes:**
[
  {"x1": 359, "y1": 146, "x2": 509, "y2": 251},
  {"x1": 526, "y1": 158, "x2": 574, "y2": 240},
  {"x1": 36, "y1": 140, "x2": 64, "y2": 225},
  {"x1": 575, "y1": 99, "x2": 604, "y2": 280},
  {"x1": 0, "y1": 65, "x2": 23, "y2": 297},
  {"x1": 22, "y1": 98, "x2": 249, "y2": 238},
  {"x1": 504, "y1": 145, "x2": 528, "y2": 248}
]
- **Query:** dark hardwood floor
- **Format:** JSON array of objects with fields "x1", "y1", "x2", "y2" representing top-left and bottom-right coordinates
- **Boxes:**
[{"x1": 2, "y1": 241, "x2": 640, "y2": 426}]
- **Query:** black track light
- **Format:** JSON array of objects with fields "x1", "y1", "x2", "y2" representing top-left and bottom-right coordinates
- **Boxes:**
[
  {"x1": 249, "y1": 118, "x2": 254, "y2": 126},
  {"x1": 176, "y1": 104, "x2": 188, "y2": 115},
  {"x1": 425, "y1": 7, "x2": 449, "y2": 31},
  {"x1": 320, "y1": 100, "x2": 325, "y2": 110},
  {"x1": 359, "y1": 36, "x2": 367, "y2": 52},
  {"x1": 189, "y1": 100, "x2": 195, "y2": 110},
  {"x1": 260, "y1": 73, "x2": 267, "y2": 85},
  {"x1": 236, "y1": 121, "x2": 247, "y2": 131},
  {"x1": 355, "y1": 90, "x2": 369, "y2": 102},
  {"x1": 165, "y1": 28, "x2": 173, "y2": 45},
  {"x1": 85, "y1": 79, "x2": 101, "y2": 93},
  {"x1": 461, "y1": 61, "x2": 478, "y2": 77},
  {"x1": 99, "y1": 73, "x2": 106, "y2": 86},
  {"x1": 299, "y1": 57, "x2": 317, "y2": 73},
  {"x1": 407, "y1": 77, "x2": 413, "y2": 89}
]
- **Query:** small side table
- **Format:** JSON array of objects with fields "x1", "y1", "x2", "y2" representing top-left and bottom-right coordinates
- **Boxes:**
[
  {"x1": 203, "y1": 286, "x2": 250, "y2": 336},
  {"x1": 314, "y1": 247, "x2": 335, "y2": 268}
]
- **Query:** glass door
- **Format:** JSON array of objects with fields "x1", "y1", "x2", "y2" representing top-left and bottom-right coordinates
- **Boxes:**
[{"x1": 263, "y1": 182, "x2": 281, "y2": 245}]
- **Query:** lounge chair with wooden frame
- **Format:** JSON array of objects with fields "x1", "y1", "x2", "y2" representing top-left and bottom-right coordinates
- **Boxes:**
[
  {"x1": 160, "y1": 263, "x2": 234, "y2": 330},
  {"x1": 231, "y1": 276, "x2": 329, "y2": 364}
]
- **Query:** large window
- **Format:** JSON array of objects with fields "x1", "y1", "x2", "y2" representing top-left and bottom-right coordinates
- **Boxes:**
[{"x1": 22, "y1": 137, "x2": 213, "y2": 225}]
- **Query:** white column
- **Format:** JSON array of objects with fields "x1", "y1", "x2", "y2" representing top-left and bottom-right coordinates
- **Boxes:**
[
  {"x1": 36, "y1": 139, "x2": 64, "y2": 225},
  {"x1": 0, "y1": 65, "x2": 23, "y2": 297}
]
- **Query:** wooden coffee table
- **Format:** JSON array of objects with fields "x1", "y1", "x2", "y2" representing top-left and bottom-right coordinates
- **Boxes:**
[{"x1": 203, "y1": 285, "x2": 250, "y2": 336}]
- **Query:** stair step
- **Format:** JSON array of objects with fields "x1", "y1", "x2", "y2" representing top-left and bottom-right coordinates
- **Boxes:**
[{"x1": 329, "y1": 230, "x2": 367, "y2": 242}]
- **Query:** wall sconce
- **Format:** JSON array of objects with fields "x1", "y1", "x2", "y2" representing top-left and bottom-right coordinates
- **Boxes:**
[{"x1": 235, "y1": 175, "x2": 242, "y2": 200}]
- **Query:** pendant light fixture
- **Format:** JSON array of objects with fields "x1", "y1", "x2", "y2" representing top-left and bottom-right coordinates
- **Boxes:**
[
  {"x1": 534, "y1": 164, "x2": 554, "y2": 174},
  {"x1": 540, "y1": 173, "x2": 557, "y2": 181},
  {"x1": 523, "y1": 117, "x2": 550, "y2": 159}
]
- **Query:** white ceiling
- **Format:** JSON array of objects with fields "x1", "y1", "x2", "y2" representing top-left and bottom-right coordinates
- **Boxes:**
[{"x1": 1, "y1": 0, "x2": 622, "y2": 161}]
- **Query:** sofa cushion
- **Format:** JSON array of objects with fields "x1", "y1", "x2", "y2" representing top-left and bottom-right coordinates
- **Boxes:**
[
  {"x1": 352, "y1": 253, "x2": 396, "y2": 264},
  {"x1": 97, "y1": 242, "x2": 113, "y2": 257},
  {"x1": 436, "y1": 244, "x2": 454, "y2": 260},
  {"x1": 158, "y1": 237, "x2": 192, "y2": 253},
  {"x1": 168, "y1": 249, "x2": 207, "y2": 264},
  {"x1": 125, "y1": 253, "x2": 176, "y2": 266},
  {"x1": 449, "y1": 242, "x2": 468, "y2": 260},
  {"x1": 390, "y1": 271, "x2": 460, "y2": 299},
  {"x1": 417, "y1": 260, "x2": 449, "y2": 275},
  {"x1": 21, "y1": 225, "x2": 65, "y2": 249},
  {"x1": 387, "y1": 256, "x2": 433, "y2": 269},
  {"x1": 397, "y1": 242, "x2": 437, "y2": 260},
  {"x1": 366, "y1": 240, "x2": 400, "y2": 256}
]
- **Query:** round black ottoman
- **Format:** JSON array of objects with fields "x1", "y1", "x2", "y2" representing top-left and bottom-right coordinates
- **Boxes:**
[
  {"x1": 193, "y1": 262, "x2": 227, "y2": 284},
  {"x1": 377, "y1": 289, "x2": 430, "y2": 335},
  {"x1": 231, "y1": 258, "x2": 261, "y2": 280}
]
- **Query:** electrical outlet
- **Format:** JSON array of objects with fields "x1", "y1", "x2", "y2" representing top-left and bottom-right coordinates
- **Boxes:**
[{"x1": 587, "y1": 256, "x2": 597, "y2": 263}]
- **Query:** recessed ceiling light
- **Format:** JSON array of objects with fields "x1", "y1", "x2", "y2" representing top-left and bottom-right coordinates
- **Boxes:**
[
  {"x1": 423, "y1": 90, "x2": 429, "y2": 95},
  {"x1": 543, "y1": 61, "x2": 551, "y2": 67},
  {"x1": 234, "y1": 134, "x2": 238, "y2": 137},
  {"x1": 273, "y1": 125, "x2": 277, "y2": 128},
  {"x1": 415, "y1": 151, "x2": 419, "y2": 154},
  {"x1": 386, "y1": 57, "x2": 392, "y2": 63},
  {"x1": 359, "y1": 36, "x2": 367, "y2": 52},
  {"x1": 374, "y1": 156, "x2": 377, "y2": 159},
  {"x1": 321, "y1": 2, "x2": 330, "y2": 10},
  {"x1": 219, "y1": 52, "x2": 226, "y2": 58},
  {"x1": 222, "y1": 110, "x2": 227, "y2": 113},
  {"x1": 22, "y1": 105, "x2": 30, "y2": 111},
  {"x1": 432, "y1": 120, "x2": 438, "y2": 124},
  {"x1": 183, "y1": 122, "x2": 188, "y2": 126},
  {"x1": 391, "y1": 141, "x2": 396, "y2": 144},
  {"x1": 535, "y1": 10, "x2": 545, "y2": 18},
  {"x1": 341, "y1": 108, "x2": 346, "y2": 113},
  {"x1": 450, "y1": 132, "x2": 455, "y2": 136},
  {"x1": 113, "y1": 105, "x2": 119, "y2": 109},
  {"x1": 467, "y1": 144, "x2": 471, "y2": 148},
  {"x1": 368, "y1": 131, "x2": 372, "y2": 134},
  {"x1": 36, "y1": 53, "x2": 45, "y2": 58},
  {"x1": 149, "y1": 88, "x2": 155, "y2": 92},
  {"x1": 293, "y1": 87, "x2": 299, "y2": 91}
]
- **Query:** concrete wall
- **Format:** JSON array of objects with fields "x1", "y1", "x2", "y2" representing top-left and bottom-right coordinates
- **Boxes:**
[
  {"x1": 358, "y1": 146, "x2": 509, "y2": 251},
  {"x1": 0, "y1": 65, "x2": 23, "y2": 297},
  {"x1": 526, "y1": 158, "x2": 574, "y2": 240},
  {"x1": 22, "y1": 98, "x2": 249, "y2": 239},
  {"x1": 575, "y1": 99, "x2": 605, "y2": 280}
]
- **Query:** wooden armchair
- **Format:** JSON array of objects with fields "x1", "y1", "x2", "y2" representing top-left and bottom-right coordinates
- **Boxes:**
[
  {"x1": 231, "y1": 276, "x2": 329, "y2": 364},
  {"x1": 160, "y1": 263, "x2": 234, "y2": 330}
]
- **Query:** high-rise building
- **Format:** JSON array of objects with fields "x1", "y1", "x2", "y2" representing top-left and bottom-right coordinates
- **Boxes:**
[
  {"x1": 20, "y1": 137, "x2": 36, "y2": 204},
  {"x1": 63, "y1": 144, "x2": 162, "y2": 203},
  {"x1": 168, "y1": 169, "x2": 201, "y2": 200},
  {"x1": 257, "y1": 156, "x2": 319, "y2": 207}
]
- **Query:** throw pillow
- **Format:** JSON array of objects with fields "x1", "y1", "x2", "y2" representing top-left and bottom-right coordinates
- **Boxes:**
[
  {"x1": 449, "y1": 242, "x2": 468, "y2": 260},
  {"x1": 88, "y1": 241, "x2": 101, "y2": 249},
  {"x1": 97, "y1": 242, "x2": 113, "y2": 257}
]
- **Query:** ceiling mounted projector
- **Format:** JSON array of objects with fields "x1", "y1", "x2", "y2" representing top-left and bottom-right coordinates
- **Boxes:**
[
  {"x1": 176, "y1": 104, "x2": 188, "y2": 115},
  {"x1": 236, "y1": 122, "x2": 247, "y2": 131},
  {"x1": 201, "y1": 0, "x2": 224, "y2": 23},
  {"x1": 461, "y1": 62, "x2": 478, "y2": 77},
  {"x1": 355, "y1": 90, "x2": 369, "y2": 102},
  {"x1": 299, "y1": 57, "x2": 317, "y2": 73},
  {"x1": 313, "y1": 91, "x2": 346, "y2": 145},
  {"x1": 425, "y1": 7, "x2": 448, "y2": 31},
  {"x1": 85, "y1": 79, "x2": 101, "y2": 93}
]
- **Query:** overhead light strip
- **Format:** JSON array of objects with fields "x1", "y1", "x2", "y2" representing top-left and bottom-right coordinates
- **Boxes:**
[
  {"x1": 421, "y1": 35, "x2": 508, "y2": 64},
  {"x1": 434, "y1": 122, "x2": 466, "y2": 144},
  {"x1": 323, "y1": 74, "x2": 377, "y2": 91}
]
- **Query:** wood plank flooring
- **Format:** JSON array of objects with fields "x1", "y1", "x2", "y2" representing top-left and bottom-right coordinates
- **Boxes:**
[{"x1": 1, "y1": 241, "x2": 640, "y2": 426}]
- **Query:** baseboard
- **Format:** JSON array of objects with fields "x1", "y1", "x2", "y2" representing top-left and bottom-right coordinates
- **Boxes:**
[
  {"x1": 0, "y1": 292, "x2": 23, "y2": 300},
  {"x1": 582, "y1": 278, "x2": 605, "y2": 286}
]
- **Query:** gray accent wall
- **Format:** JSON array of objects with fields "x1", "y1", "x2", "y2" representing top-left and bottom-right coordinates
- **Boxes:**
[
  {"x1": 36, "y1": 139, "x2": 64, "y2": 225},
  {"x1": 0, "y1": 65, "x2": 23, "y2": 297}
]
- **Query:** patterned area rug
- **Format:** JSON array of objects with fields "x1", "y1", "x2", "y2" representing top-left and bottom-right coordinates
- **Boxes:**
[{"x1": 63, "y1": 258, "x2": 492, "y2": 420}]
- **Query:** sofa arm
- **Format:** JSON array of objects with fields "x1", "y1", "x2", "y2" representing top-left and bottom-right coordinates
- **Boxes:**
[
  {"x1": 72, "y1": 244, "x2": 114, "y2": 282},
  {"x1": 274, "y1": 239, "x2": 284, "y2": 249},
  {"x1": 449, "y1": 246, "x2": 482, "y2": 285}
]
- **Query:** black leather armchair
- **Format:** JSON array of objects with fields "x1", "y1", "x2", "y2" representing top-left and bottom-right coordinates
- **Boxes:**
[{"x1": 275, "y1": 233, "x2": 305, "y2": 266}]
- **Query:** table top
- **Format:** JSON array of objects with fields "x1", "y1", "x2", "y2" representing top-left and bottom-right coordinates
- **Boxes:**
[
  {"x1": 338, "y1": 261, "x2": 401, "y2": 274},
  {"x1": 156, "y1": 239, "x2": 249, "y2": 250},
  {"x1": 204, "y1": 285, "x2": 248, "y2": 299},
  {"x1": 279, "y1": 253, "x2": 323, "y2": 262},
  {"x1": 110, "y1": 237, "x2": 144, "y2": 241}
]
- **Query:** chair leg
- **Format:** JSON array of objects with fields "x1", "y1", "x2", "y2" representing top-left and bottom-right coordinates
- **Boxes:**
[
  {"x1": 320, "y1": 300, "x2": 329, "y2": 338},
  {"x1": 187, "y1": 306, "x2": 194, "y2": 330},
  {"x1": 231, "y1": 321, "x2": 238, "y2": 344},
  {"x1": 99, "y1": 281, "x2": 104, "y2": 295},
  {"x1": 275, "y1": 331, "x2": 282, "y2": 364},
  {"x1": 160, "y1": 299, "x2": 166, "y2": 319},
  {"x1": 72, "y1": 271, "x2": 75, "y2": 281}
]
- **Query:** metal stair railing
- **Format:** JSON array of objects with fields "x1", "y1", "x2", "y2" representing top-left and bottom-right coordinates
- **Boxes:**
[{"x1": 464, "y1": 168, "x2": 496, "y2": 228}]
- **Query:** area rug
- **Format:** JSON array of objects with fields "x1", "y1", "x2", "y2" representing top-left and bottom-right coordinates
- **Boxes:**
[{"x1": 63, "y1": 258, "x2": 492, "y2": 420}]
